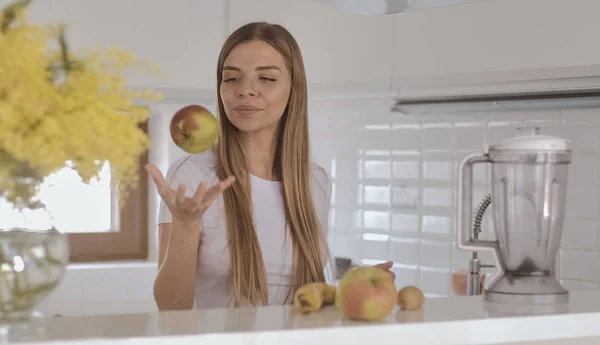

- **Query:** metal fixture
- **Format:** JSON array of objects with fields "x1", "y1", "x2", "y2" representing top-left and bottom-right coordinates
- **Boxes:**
[
  {"x1": 466, "y1": 193, "x2": 495, "y2": 295},
  {"x1": 392, "y1": 90, "x2": 600, "y2": 114}
]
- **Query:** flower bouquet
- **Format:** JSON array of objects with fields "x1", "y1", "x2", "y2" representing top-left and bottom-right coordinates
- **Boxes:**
[{"x1": 0, "y1": 0, "x2": 162, "y2": 328}]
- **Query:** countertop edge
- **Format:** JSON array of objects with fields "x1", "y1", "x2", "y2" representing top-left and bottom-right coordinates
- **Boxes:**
[{"x1": 13, "y1": 310, "x2": 600, "y2": 345}]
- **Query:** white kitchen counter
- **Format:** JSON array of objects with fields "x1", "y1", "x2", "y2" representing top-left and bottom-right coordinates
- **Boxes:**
[{"x1": 7, "y1": 288, "x2": 600, "y2": 345}]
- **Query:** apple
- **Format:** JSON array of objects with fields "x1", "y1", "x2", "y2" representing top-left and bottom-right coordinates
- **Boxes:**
[
  {"x1": 397, "y1": 285, "x2": 425, "y2": 310},
  {"x1": 170, "y1": 105, "x2": 219, "y2": 154},
  {"x1": 336, "y1": 266, "x2": 397, "y2": 321}
]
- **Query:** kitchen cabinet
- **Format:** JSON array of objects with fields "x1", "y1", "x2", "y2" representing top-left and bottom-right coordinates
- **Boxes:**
[
  {"x1": 50, "y1": 0, "x2": 227, "y2": 90},
  {"x1": 228, "y1": 0, "x2": 394, "y2": 88},
  {"x1": 10, "y1": 0, "x2": 600, "y2": 92},
  {"x1": 391, "y1": 0, "x2": 600, "y2": 85}
]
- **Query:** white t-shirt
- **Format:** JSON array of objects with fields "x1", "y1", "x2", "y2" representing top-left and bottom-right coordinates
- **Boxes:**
[{"x1": 157, "y1": 149, "x2": 332, "y2": 309}]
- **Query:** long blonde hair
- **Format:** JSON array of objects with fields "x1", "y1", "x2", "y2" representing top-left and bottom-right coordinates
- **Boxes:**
[{"x1": 214, "y1": 22, "x2": 329, "y2": 306}]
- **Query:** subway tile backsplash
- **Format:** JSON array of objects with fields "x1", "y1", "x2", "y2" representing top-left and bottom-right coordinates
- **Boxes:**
[
  {"x1": 37, "y1": 96, "x2": 600, "y2": 317},
  {"x1": 311, "y1": 99, "x2": 600, "y2": 297}
]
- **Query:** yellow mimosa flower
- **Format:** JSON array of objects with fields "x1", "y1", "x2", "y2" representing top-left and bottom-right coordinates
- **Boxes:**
[{"x1": 0, "y1": 0, "x2": 163, "y2": 210}]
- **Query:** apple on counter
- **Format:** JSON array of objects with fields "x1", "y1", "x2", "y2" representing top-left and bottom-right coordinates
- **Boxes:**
[
  {"x1": 397, "y1": 285, "x2": 425, "y2": 311},
  {"x1": 336, "y1": 266, "x2": 398, "y2": 321},
  {"x1": 170, "y1": 104, "x2": 219, "y2": 153}
]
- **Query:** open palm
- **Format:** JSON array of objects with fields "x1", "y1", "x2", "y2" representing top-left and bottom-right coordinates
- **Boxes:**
[{"x1": 145, "y1": 163, "x2": 235, "y2": 224}]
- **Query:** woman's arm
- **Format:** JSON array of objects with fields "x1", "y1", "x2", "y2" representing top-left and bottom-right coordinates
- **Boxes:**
[
  {"x1": 153, "y1": 221, "x2": 202, "y2": 311},
  {"x1": 148, "y1": 155, "x2": 235, "y2": 311}
]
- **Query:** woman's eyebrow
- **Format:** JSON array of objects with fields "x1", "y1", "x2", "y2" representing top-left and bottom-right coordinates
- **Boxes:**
[{"x1": 222, "y1": 65, "x2": 280, "y2": 71}]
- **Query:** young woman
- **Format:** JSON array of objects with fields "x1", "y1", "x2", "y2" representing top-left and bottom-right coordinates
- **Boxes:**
[{"x1": 146, "y1": 21, "x2": 395, "y2": 311}]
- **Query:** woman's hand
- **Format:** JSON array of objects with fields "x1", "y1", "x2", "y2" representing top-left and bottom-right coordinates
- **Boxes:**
[
  {"x1": 145, "y1": 163, "x2": 235, "y2": 226},
  {"x1": 374, "y1": 261, "x2": 396, "y2": 282}
]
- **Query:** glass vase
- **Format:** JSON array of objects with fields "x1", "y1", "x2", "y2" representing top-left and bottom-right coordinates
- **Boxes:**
[{"x1": 0, "y1": 227, "x2": 69, "y2": 340}]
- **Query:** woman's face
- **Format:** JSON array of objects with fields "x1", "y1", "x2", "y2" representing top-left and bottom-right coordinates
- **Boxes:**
[{"x1": 220, "y1": 40, "x2": 292, "y2": 135}]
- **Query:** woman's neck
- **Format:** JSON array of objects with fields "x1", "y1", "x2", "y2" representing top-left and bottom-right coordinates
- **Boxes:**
[{"x1": 239, "y1": 129, "x2": 279, "y2": 181}]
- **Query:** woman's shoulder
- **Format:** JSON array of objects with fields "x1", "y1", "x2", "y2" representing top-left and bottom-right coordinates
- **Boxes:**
[
  {"x1": 310, "y1": 162, "x2": 332, "y2": 198},
  {"x1": 165, "y1": 149, "x2": 218, "y2": 186},
  {"x1": 310, "y1": 162, "x2": 329, "y2": 182}
]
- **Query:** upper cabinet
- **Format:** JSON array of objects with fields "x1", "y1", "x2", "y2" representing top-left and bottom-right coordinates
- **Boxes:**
[
  {"x1": 228, "y1": 0, "x2": 394, "y2": 87},
  {"x1": 14, "y1": 0, "x2": 598, "y2": 91},
  {"x1": 51, "y1": 0, "x2": 227, "y2": 90},
  {"x1": 391, "y1": 0, "x2": 600, "y2": 82}
]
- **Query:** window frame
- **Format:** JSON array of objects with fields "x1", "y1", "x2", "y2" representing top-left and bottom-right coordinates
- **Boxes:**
[{"x1": 68, "y1": 121, "x2": 149, "y2": 262}]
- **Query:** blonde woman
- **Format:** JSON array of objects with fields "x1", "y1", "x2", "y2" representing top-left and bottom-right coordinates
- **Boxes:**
[{"x1": 146, "y1": 22, "x2": 395, "y2": 311}]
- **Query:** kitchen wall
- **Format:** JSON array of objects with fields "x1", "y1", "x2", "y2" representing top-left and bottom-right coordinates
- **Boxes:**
[{"x1": 36, "y1": 93, "x2": 600, "y2": 316}]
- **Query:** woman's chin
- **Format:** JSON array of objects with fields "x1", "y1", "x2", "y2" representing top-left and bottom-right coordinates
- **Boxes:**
[
  {"x1": 230, "y1": 119, "x2": 279, "y2": 136},
  {"x1": 231, "y1": 122, "x2": 262, "y2": 134}
]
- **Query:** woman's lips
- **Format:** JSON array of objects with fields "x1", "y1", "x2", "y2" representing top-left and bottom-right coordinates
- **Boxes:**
[{"x1": 234, "y1": 106, "x2": 261, "y2": 116}]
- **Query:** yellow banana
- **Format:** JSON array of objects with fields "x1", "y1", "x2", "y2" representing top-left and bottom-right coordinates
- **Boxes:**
[{"x1": 293, "y1": 282, "x2": 337, "y2": 314}]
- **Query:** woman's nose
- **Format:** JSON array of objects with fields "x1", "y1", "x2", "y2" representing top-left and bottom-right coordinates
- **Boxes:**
[{"x1": 236, "y1": 80, "x2": 258, "y2": 98}]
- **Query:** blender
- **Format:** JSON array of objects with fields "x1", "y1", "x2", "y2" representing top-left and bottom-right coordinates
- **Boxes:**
[{"x1": 457, "y1": 127, "x2": 571, "y2": 305}]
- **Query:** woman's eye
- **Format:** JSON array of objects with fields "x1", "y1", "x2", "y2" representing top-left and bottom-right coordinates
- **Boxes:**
[
  {"x1": 223, "y1": 77, "x2": 238, "y2": 83},
  {"x1": 260, "y1": 77, "x2": 277, "y2": 82}
]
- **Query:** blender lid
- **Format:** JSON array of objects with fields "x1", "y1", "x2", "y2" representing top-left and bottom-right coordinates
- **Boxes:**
[{"x1": 491, "y1": 127, "x2": 570, "y2": 151}]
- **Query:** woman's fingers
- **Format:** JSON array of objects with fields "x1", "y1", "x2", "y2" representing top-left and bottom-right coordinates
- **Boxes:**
[
  {"x1": 187, "y1": 182, "x2": 207, "y2": 214},
  {"x1": 217, "y1": 176, "x2": 236, "y2": 191},
  {"x1": 174, "y1": 184, "x2": 187, "y2": 211},
  {"x1": 147, "y1": 164, "x2": 236, "y2": 217},
  {"x1": 192, "y1": 182, "x2": 208, "y2": 204},
  {"x1": 223, "y1": 176, "x2": 236, "y2": 188},
  {"x1": 145, "y1": 164, "x2": 172, "y2": 199},
  {"x1": 201, "y1": 177, "x2": 236, "y2": 209}
]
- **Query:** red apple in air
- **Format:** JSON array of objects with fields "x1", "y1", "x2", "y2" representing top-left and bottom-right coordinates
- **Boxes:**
[
  {"x1": 336, "y1": 266, "x2": 397, "y2": 321},
  {"x1": 170, "y1": 105, "x2": 219, "y2": 154}
]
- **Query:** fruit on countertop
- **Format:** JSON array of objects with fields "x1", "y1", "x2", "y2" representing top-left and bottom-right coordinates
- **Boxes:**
[
  {"x1": 336, "y1": 266, "x2": 397, "y2": 321},
  {"x1": 170, "y1": 104, "x2": 219, "y2": 154},
  {"x1": 397, "y1": 285, "x2": 425, "y2": 310},
  {"x1": 293, "y1": 282, "x2": 337, "y2": 314}
]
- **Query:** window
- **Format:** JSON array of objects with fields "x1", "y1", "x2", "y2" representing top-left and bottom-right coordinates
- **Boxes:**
[{"x1": 0, "y1": 122, "x2": 149, "y2": 262}]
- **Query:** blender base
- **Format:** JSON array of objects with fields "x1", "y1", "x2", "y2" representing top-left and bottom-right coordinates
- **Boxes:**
[{"x1": 483, "y1": 273, "x2": 569, "y2": 305}]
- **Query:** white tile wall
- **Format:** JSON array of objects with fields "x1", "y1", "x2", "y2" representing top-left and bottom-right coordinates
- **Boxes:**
[
  {"x1": 36, "y1": 96, "x2": 600, "y2": 317},
  {"x1": 309, "y1": 99, "x2": 600, "y2": 297},
  {"x1": 37, "y1": 263, "x2": 158, "y2": 317}
]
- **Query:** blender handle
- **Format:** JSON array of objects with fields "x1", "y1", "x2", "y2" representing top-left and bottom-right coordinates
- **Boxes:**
[{"x1": 457, "y1": 152, "x2": 499, "y2": 253}]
